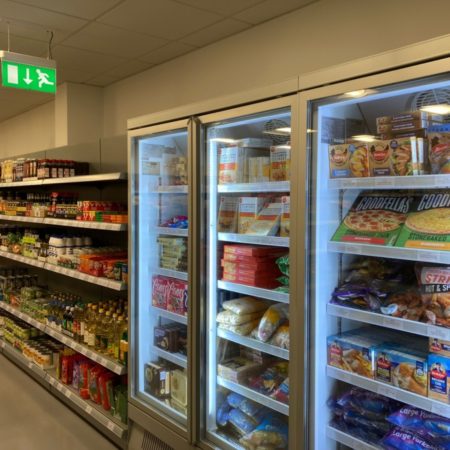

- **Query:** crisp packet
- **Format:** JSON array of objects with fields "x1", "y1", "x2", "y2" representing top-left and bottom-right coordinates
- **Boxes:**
[{"x1": 239, "y1": 413, "x2": 288, "y2": 448}]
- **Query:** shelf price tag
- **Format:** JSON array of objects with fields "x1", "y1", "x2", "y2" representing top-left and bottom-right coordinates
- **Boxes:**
[{"x1": 107, "y1": 421, "x2": 116, "y2": 432}]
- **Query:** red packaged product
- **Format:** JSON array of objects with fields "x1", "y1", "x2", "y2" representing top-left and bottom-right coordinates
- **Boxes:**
[
  {"x1": 88, "y1": 365, "x2": 106, "y2": 404},
  {"x1": 222, "y1": 272, "x2": 279, "y2": 289},
  {"x1": 79, "y1": 361, "x2": 93, "y2": 399},
  {"x1": 99, "y1": 372, "x2": 116, "y2": 411},
  {"x1": 166, "y1": 278, "x2": 188, "y2": 316},
  {"x1": 221, "y1": 259, "x2": 278, "y2": 273},
  {"x1": 224, "y1": 244, "x2": 286, "y2": 257},
  {"x1": 61, "y1": 354, "x2": 74, "y2": 385},
  {"x1": 152, "y1": 275, "x2": 168, "y2": 310}
]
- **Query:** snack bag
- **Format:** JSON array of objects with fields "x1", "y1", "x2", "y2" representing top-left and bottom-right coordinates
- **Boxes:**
[
  {"x1": 240, "y1": 414, "x2": 288, "y2": 448},
  {"x1": 222, "y1": 297, "x2": 269, "y2": 315},
  {"x1": 257, "y1": 304, "x2": 289, "y2": 342},
  {"x1": 88, "y1": 365, "x2": 106, "y2": 404},
  {"x1": 99, "y1": 372, "x2": 116, "y2": 411}
]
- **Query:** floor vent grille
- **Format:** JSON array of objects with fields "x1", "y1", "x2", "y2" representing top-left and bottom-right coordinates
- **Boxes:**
[{"x1": 142, "y1": 431, "x2": 174, "y2": 450}]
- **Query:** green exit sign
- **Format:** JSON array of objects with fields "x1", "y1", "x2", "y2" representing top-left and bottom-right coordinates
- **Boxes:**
[{"x1": 0, "y1": 51, "x2": 57, "y2": 94}]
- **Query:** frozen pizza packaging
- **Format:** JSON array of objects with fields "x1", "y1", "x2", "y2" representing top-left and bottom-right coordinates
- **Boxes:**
[
  {"x1": 331, "y1": 192, "x2": 411, "y2": 246},
  {"x1": 328, "y1": 143, "x2": 369, "y2": 178},
  {"x1": 217, "y1": 196, "x2": 239, "y2": 232},
  {"x1": 237, "y1": 197, "x2": 265, "y2": 234},
  {"x1": 395, "y1": 191, "x2": 450, "y2": 251}
]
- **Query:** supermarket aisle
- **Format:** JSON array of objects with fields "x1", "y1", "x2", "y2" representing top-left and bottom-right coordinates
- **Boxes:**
[{"x1": 0, "y1": 354, "x2": 119, "y2": 450}]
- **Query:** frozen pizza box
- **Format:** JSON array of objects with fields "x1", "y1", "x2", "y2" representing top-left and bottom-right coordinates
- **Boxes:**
[
  {"x1": 331, "y1": 192, "x2": 411, "y2": 246},
  {"x1": 223, "y1": 244, "x2": 286, "y2": 257},
  {"x1": 328, "y1": 143, "x2": 369, "y2": 178},
  {"x1": 395, "y1": 191, "x2": 450, "y2": 251},
  {"x1": 217, "y1": 196, "x2": 239, "y2": 232},
  {"x1": 238, "y1": 197, "x2": 265, "y2": 234}
]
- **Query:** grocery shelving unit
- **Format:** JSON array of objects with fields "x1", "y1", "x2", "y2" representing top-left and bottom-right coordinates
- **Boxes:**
[
  {"x1": 0, "y1": 339, "x2": 127, "y2": 447},
  {"x1": 218, "y1": 233, "x2": 289, "y2": 247},
  {"x1": 217, "y1": 280, "x2": 289, "y2": 303},
  {"x1": 326, "y1": 426, "x2": 382, "y2": 450}
]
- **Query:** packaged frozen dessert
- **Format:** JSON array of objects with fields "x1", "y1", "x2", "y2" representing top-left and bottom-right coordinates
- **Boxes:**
[
  {"x1": 217, "y1": 357, "x2": 261, "y2": 383},
  {"x1": 270, "y1": 145, "x2": 291, "y2": 181},
  {"x1": 238, "y1": 197, "x2": 265, "y2": 234},
  {"x1": 245, "y1": 203, "x2": 282, "y2": 236},
  {"x1": 328, "y1": 143, "x2": 369, "y2": 178},
  {"x1": 429, "y1": 131, "x2": 450, "y2": 174}
]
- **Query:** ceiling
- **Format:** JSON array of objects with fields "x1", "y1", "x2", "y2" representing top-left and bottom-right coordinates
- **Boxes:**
[{"x1": 0, "y1": 0, "x2": 316, "y2": 122}]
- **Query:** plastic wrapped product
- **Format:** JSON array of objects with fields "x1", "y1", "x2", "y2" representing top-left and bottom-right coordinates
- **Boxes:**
[
  {"x1": 228, "y1": 408, "x2": 259, "y2": 436},
  {"x1": 257, "y1": 304, "x2": 289, "y2": 342},
  {"x1": 216, "y1": 399, "x2": 231, "y2": 426},
  {"x1": 275, "y1": 255, "x2": 289, "y2": 277},
  {"x1": 270, "y1": 324, "x2": 290, "y2": 349},
  {"x1": 227, "y1": 392, "x2": 267, "y2": 418},
  {"x1": 217, "y1": 310, "x2": 264, "y2": 326},
  {"x1": 222, "y1": 297, "x2": 269, "y2": 315},
  {"x1": 382, "y1": 427, "x2": 440, "y2": 450},
  {"x1": 239, "y1": 414, "x2": 288, "y2": 448},
  {"x1": 271, "y1": 378, "x2": 289, "y2": 404}
]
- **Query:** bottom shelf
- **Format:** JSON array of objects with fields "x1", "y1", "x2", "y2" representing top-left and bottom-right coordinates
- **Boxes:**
[
  {"x1": 0, "y1": 339, "x2": 127, "y2": 447},
  {"x1": 326, "y1": 426, "x2": 382, "y2": 450}
]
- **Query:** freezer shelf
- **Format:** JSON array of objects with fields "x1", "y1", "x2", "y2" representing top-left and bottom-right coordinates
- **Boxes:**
[
  {"x1": 0, "y1": 302, "x2": 127, "y2": 375},
  {"x1": 153, "y1": 267, "x2": 188, "y2": 281},
  {"x1": 217, "y1": 376, "x2": 289, "y2": 416},
  {"x1": 327, "y1": 303, "x2": 450, "y2": 340},
  {"x1": 218, "y1": 181, "x2": 290, "y2": 193},
  {"x1": 326, "y1": 426, "x2": 382, "y2": 450},
  {"x1": 218, "y1": 280, "x2": 289, "y2": 303},
  {"x1": 155, "y1": 227, "x2": 188, "y2": 237},
  {"x1": 154, "y1": 307, "x2": 188, "y2": 325},
  {"x1": 327, "y1": 366, "x2": 450, "y2": 419},
  {"x1": 218, "y1": 233, "x2": 289, "y2": 248},
  {"x1": 328, "y1": 174, "x2": 450, "y2": 190},
  {"x1": 0, "y1": 172, "x2": 127, "y2": 188},
  {"x1": 152, "y1": 347, "x2": 187, "y2": 369},
  {"x1": 155, "y1": 185, "x2": 188, "y2": 193},
  {"x1": 217, "y1": 328, "x2": 289, "y2": 360},
  {"x1": 328, "y1": 241, "x2": 450, "y2": 264}
]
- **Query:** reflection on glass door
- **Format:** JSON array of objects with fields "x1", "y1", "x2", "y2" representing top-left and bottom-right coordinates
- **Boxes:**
[
  {"x1": 130, "y1": 125, "x2": 189, "y2": 426},
  {"x1": 204, "y1": 106, "x2": 292, "y2": 449}
]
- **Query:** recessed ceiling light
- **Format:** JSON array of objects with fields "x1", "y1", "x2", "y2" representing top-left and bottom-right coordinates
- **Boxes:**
[
  {"x1": 343, "y1": 89, "x2": 376, "y2": 98},
  {"x1": 352, "y1": 134, "x2": 377, "y2": 142},
  {"x1": 420, "y1": 104, "x2": 450, "y2": 115},
  {"x1": 210, "y1": 138, "x2": 236, "y2": 144},
  {"x1": 306, "y1": 129, "x2": 317, "y2": 133}
]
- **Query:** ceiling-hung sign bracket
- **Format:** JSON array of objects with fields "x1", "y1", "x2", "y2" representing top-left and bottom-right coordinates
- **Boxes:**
[{"x1": 0, "y1": 51, "x2": 57, "y2": 94}]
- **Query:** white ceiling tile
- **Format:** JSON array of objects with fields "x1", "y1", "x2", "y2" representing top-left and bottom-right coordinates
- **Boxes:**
[
  {"x1": 0, "y1": 88, "x2": 52, "y2": 121},
  {"x1": 0, "y1": 32, "x2": 48, "y2": 56},
  {"x1": 175, "y1": 0, "x2": 264, "y2": 16},
  {"x1": 57, "y1": 67, "x2": 97, "y2": 84},
  {"x1": 0, "y1": 0, "x2": 87, "y2": 37},
  {"x1": 98, "y1": 0, "x2": 222, "y2": 40},
  {"x1": 85, "y1": 74, "x2": 120, "y2": 87},
  {"x1": 51, "y1": 45, "x2": 128, "y2": 74},
  {"x1": 234, "y1": 0, "x2": 316, "y2": 24},
  {"x1": 138, "y1": 41, "x2": 195, "y2": 65},
  {"x1": 60, "y1": 22, "x2": 168, "y2": 58},
  {"x1": 8, "y1": 0, "x2": 123, "y2": 20},
  {"x1": 181, "y1": 18, "x2": 250, "y2": 47},
  {"x1": 106, "y1": 59, "x2": 154, "y2": 78}
]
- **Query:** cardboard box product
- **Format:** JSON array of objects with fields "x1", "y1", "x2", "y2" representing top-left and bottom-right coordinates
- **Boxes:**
[
  {"x1": 170, "y1": 369, "x2": 188, "y2": 407},
  {"x1": 245, "y1": 203, "x2": 282, "y2": 236},
  {"x1": 428, "y1": 132, "x2": 450, "y2": 174},
  {"x1": 154, "y1": 325, "x2": 180, "y2": 352},
  {"x1": 331, "y1": 192, "x2": 411, "y2": 246},
  {"x1": 327, "y1": 333, "x2": 384, "y2": 379},
  {"x1": 377, "y1": 118, "x2": 429, "y2": 135},
  {"x1": 166, "y1": 278, "x2": 188, "y2": 316},
  {"x1": 217, "y1": 196, "x2": 239, "y2": 232},
  {"x1": 223, "y1": 244, "x2": 287, "y2": 258},
  {"x1": 430, "y1": 338, "x2": 450, "y2": 358},
  {"x1": 375, "y1": 345, "x2": 428, "y2": 396},
  {"x1": 270, "y1": 146, "x2": 291, "y2": 181},
  {"x1": 238, "y1": 197, "x2": 265, "y2": 234},
  {"x1": 217, "y1": 357, "x2": 261, "y2": 383},
  {"x1": 376, "y1": 111, "x2": 429, "y2": 126},
  {"x1": 144, "y1": 362, "x2": 171, "y2": 399},
  {"x1": 328, "y1": 143, "x2": 369, "y2": 178},
  {"x1": 218, "y1": 147, "x2": 269, "y2": 184},
  {"x1": 395, "y1": 190, "x2": 450, "y2": 251},
  {"x1": 161, "y1": 153, "x2": 187, "y2": 186},
  {"x1": 221, "y1": 259, "x2": 277, "y2": 275},
  {"x1": 222, "y1": 271, "x2": 279, "y2": 289},
  {"x1": 248, "y1": 157, "x2": 270, "y2": 183},
  {"x1": 280, "y1": 196, "x2": 290, "y2": 237},
  {"x1": 428, "y1": 354, "x2": 450, "y2": 404}
]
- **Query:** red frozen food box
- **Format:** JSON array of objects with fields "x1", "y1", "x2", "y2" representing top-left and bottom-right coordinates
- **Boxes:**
[
  {"x1": 152, "y1": 275, "x2": 168, "y2": 310},
  {"x1": 166, "y1": 278, "x2": 188, "y2": 316},
  {"x1": 223, "y1": 244, "x2": 286, "y2": 257}
]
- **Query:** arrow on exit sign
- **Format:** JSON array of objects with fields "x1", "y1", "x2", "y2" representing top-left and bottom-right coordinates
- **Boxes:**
[{"x1": 0, "y1": 51, "x2": 57, "y2": 94}]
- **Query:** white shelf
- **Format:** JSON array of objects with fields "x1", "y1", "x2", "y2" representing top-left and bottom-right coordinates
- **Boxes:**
[
  {"x1": 217, "y1": 328, "x2": 289, "y2": 360},
  {"x1": 327, "y1": 365, "x2": 450, "y2": 419},
  {"x1": 326, "y1": 426, "x2": 382, "y2": 450},
  {"x1": 153, "y1": 267, "x2": 188, "y2": 281},
  {"x1": 0, "y1": 302, "x2": 127, "y2": 374},
  {"x1": 47, "y1": 372, "x2": 127, "y2": 439},
  {"x1": 44, "y1": 217, "x2": 127, "y2": 231},
  {"x1": 327, "y1": 303, "x2": 450, "y2": 340},
  {"x1": 328, "y1": 241, "x2": 450, "y2": 264},
  {"x1": 154, "y1": 227, "x2": 188, "y2": 237},
  {"x1": 155, "y1": 185, "x2": 188, "y2": 194},
  {"x1": 0, "y1": 250, "x2": 45, "y2": 268},
  {"x1": 328, "y1": 174, "x2": 450, "y2": 190},
  {"x1": 44, "y1": 263, "x2": 127, "y2": 291},
  {"x1": 218, "y1": 233, "x2": 289, "y2": 247},
  {"x1": 154, "y1": 307, "x2": 188, "y2": 325},
  {"x1": 0, "y1": 172, "x2": 127, "y2": 188},
  {"x1": 218, "y1": 181, "x2": 290, "y2": 193},
  {"x1": 218, "y1": 280, "x2": 289, "y2": 303},
  {"x1": 152, "y1": 347, "x2": 187, "y2": 369},
  {"x1": 217, "y1": 377, "x2": 289, "y2": 416},
  {"x1": 0, "y1": 215, "x2": 43, "y2": 223}
]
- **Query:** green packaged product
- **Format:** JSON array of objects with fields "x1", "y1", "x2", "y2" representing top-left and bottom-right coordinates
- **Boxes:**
[
  {"x1": 113, "y1": 385, "x2": 128, "y2": 423},
  {"x1": 276, "y1": 255, "x2": 289, "y2": 277},
  {"x1": 277, "y1": 276, "x2": 290, "y2": 286}
]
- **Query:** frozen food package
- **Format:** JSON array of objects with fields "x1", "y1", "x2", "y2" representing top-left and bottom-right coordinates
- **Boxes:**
[
  {"x1": 270, "y1": 145, "x2": 291, "y2": 181},
  {"x1": 217, "y1": 357, "x2": 261, "y2": 383},
  {"x1": 238, "y1": 197, "x2": 265, "y2": 234},
  {"x1": 428, "y1": 353, "x2": 450, "y2": 404},
  {"x1": 218, "y1": 319, "x2": 261, "y2": 336},
  {"x1": 280, "y1": 196, "x2": 290, "y2": 237},
  {"x1": 170, "y1": 369, "x2": 188, "y2": 407},
  {"x1": 429, "y1": 132, "x2": 450, "y2": 174},
  {"x1": 222, "y1": 297, "x2": 269, "y2": 315},
  {"x1": 270, "y1": 324, "x2": 290, "y2": 349},
  {"x1": 245, "y1": 203, "x2": 282, "y2": 236},
  {"x1": 216, "y1": 398, "x2": 231, "y2": 426},
  {"x1": 329, "y1": 143, "x2": 369, "y2": 178},
  {"x1": 227, "y1": 392, "x2": 266, "y2": 418},
  {"x1": 161, "y1": 153, "x2": 187, "y2": 186},
  {"x1": 382, "y1": 427, "x2": 440, "y2": 450},
  {"x1": 271, "y1": 377, "x2": 289, "y2": 403},
  {"x1": 276, "y1": 255, "x2": 289, "y2": 277},
  {"x1": 217, "y1": 310, "x2": 264, "y2": 325},
  {"x1": 228, "y1": 408, "x2": 259, "y2": 436},
  {"x1": 257, "y1": 303, "x2": 289, "y2": 342},
  {"x1": 217, "y1": 196, "x2": 239, "y2": 232},
  {"x1": 239, "y1": 414, "x2": 288, "y2": 448}
]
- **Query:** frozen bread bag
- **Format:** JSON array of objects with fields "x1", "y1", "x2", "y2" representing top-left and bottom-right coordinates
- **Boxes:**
[
  {"x1": 270, "y1": 324, "x2": 290, "y2": 350},
  {"x1": 257, "y1": 303, "x2": 289, "y2": 342},
  {"x1": 217, "y1": 310, "x2": 264, "y2": 325},
  {"x1": 218, "y1": 319, "x2": 260, "y2": 336},
  {"x1": 222, "y1": 297, "x2": 269, "y2": 315},
  {"x1": 240, "y1": 414, "x2": 288, "y2": 448}
]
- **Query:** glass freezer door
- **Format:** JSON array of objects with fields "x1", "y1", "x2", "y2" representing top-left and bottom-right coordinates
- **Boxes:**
[
  {"x1": 306, "y1": 67, "x2": 450, "y2": 449},
  {"x1": 200, "y1": 97, "x2": 297, "y2": 450},
  {"x1": 129, "y1": 120, "x2": 190, "y2": 428}
]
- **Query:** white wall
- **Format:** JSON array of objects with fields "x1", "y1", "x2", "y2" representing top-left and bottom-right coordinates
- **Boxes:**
[
  {"x1": 0, "y1": 101, "x2": 54, "y2": 157},
  {"x1": 102, "y1": 0, "x2": 450, "y2": 136}
]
